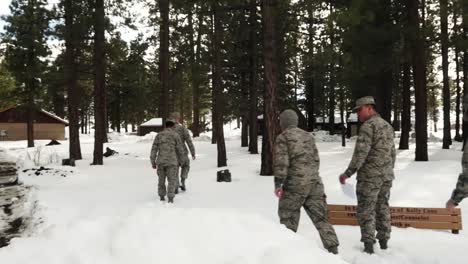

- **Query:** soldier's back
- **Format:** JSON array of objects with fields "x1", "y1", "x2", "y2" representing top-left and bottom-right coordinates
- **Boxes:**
[
  {"x1": 155, "y1": 129, "x2": 180, "y2": 166},
  {"x1": 281, "y1": 127, "x2": 320, "y2": 183},
  {"x1": 360, "y1": 115, "x2": 394, "y2": 176}
]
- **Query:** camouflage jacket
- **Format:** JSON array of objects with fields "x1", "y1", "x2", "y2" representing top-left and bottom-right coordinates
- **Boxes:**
[
  {"x1": 150, "y1": 128, "x2": 185, "y2": 167},
  {"x1": 274, "y1": 127, "x2": 321, "y2": 189},
  {"x1": 451, "y1": 142, "x2": 468, "y2": 204},
  {"x1": 173, "y1": 123, "x2": 196, "y2": 158},
  {"x1": 344, "y1": 114, "x2": 396, "y2": 182}
]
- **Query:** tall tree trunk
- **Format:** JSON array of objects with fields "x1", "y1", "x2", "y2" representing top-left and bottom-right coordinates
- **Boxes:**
[
  {"x1": 26, "y1": 95, "x2": 34, "y2": 148},
  {"x1": 339, "y1": 55, "x2": 346, "y2": 147},
  {"x1": 328, "y1": 2, "x2": 335, "y2": 135},
  {"x1": 376, "y1": 0, "x2": 393, "y2": 122},
  {"x1": 392, "y1": 62, "x2": 401, "y2": 131},
  {"x1": 463, "y1": 0, "x2": 468, "y2": 145},
  {"x1": 455, "y1": 47, "x2": 462, "y2": 141},
  {"x1": 274, "y1": 0, "x2": 287, "y2": 109},
  {"x1": 260, "y1": 0, "x2": 278, "y2": 175},
  {"x1": 241, "y1": 71, "x2": 249, "y2": 147},
  {"x1": 64, "y1": 0, "x2": 82, "y2": 160},
  {"x1": 407, "y1": 0, "x2": 428, "y2": 161},
  {"x1": 158, "y1": 0, "x2": 169, "y2": 122},
  {"x1": 92, "y1": 0, "x2": 106, "y2": 165},
  {"x1": 453, "y1": 6, "x2": 462, "y2": 142},
  {"x1": 190, "y1": 4, "x2": 202, "y2": 137},
  {"x1": 305, "y1": 3, "x2": 315, "y2": 131},
  {"x1": 211, "y1": 64, "x2": 217, "y2": 144},
  {"x1": 248, "y1": 0, "x2": 259, "y2": 154},
  {"x1": 213, "y1": 0, "x2": 227, "y2": 167},
  {"x1": 440, "y1": 0, "x2": 451, "y2": 149},
  {"x1": 399, "y1": 59, "x2": 411, "y2": 150}
]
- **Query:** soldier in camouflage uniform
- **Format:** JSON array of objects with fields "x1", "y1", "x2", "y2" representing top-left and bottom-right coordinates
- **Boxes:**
[
  {"x1": 169, "y1": 112, "x2": 196, "y2": 191},
  {"x1": 274, "y1": 109, "x2": 339, "y2": 254},
  {"x1": 150, "y1": 120, "x2": 185, "y2": 203},
  {"x1": 446, "y1": 94, "x2": 468, "y2": 209},
  {"x1": 339, "y1": 96, "x2": 396, "y2": 254}
]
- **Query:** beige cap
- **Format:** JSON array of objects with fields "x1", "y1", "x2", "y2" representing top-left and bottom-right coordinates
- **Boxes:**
[{"x1": 353, "y1": 96, "x2": 376, "y2": 111}]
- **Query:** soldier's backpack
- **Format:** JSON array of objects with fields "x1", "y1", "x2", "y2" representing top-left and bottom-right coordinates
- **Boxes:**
[{"x1": 217, "y1": 169, "x2": 231, "y2": 182}]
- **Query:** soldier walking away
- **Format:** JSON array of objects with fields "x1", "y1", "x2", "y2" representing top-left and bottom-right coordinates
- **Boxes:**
[
  {"x1": 274, "y1": 109, "x2": 339, "y2": 254},
  {"x1": 446, "y1": 96, "x2": 468, "y2": 209},
  {"x1": 150, "y1": 120, "x2": 185, "y2": 203},
  {"x1": 169, "y1": 112, "x2": 196, "y2": 192},
  {"x1": 339, "y1": 96, "x2": 396, "y2": 254}
]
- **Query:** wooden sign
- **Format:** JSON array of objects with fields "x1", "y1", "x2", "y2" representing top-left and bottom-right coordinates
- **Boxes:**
[{"x1": 327, "y1": 204, "x2": 463, "y2": 234}]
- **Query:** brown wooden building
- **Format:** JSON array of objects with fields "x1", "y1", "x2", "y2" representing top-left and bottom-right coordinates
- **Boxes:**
[{"x1": 0, "y1": 106, "x2": 68, "y2": 141}]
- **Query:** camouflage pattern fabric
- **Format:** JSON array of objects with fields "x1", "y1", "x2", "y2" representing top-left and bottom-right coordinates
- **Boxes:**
[
  {"x1": 157, "y1": 165, "x2": 178, "y2": 199},
  {"x1": 274, "y1": 127, "x2": 321, "y2": 187},
  {"x1": 278, "y1": 180, "x2": 339, "y2": 249},
  {"x1": 173, "y1": 124, "x2": 195, "y2": 163},
  {"x1": 451, "y1": 141, "x2": 468, "y2": 205},
  {"x1": 274, "y1": 125, "x2": 339, "y2": 250},
  {"x1": 149, "y1": 128, "x2": 185, "y2": 167},
  {"x1": 173, "y1": 123, "x2": 195, "y2": 182},
  {"x1": 343, "y1": 114, "x2": 395, "y2": 244},
  {"x1": 448, "y1": 95, "x2": 468, "y2": 205},
  {"x1": 343, "y1": 114, "x2": 396, "y2": 181},
  {"x1": 356, "y1": 179, "x2": 392, "y2": 243}
]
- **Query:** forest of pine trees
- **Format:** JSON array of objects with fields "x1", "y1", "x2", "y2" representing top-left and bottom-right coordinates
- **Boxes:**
[{"x1": 0, "y1": 0, "x2": 467, "y2": 172}]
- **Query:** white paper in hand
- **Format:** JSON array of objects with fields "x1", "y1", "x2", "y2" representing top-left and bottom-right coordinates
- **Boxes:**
[{"x1": 341, "y1": 183, "x2": 356, "y2": 200}]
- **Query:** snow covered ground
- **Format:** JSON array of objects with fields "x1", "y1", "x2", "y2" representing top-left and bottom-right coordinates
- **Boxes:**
[{"x1": 0, "y1": 127, "x2": 467, "y2": 264}]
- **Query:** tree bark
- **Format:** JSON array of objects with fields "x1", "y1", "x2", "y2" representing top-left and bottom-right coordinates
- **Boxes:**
[
  {"x1": 26, "y1": 96, "x2": 34, "y2": 148},
  {"x1": 399, "y1": 58, "x2": 411, "y2": 150},
  {"x1": 64, "y1": 0, "x2": 82, "y2": 160},
  {"x1": 248, "y1": 0, "x2": 259, "y2": 154},
  {"x1": 407, "y1": 0, "x2": 428, "y2": 161},
  {"x1": 190, "y1": 4, "x2": 202, "y2": 137},
  {"x1": 158, "y1": 0, "x2": 169, "y2": 122},
  {"x1": 462, "y1": 0, "x2": 468, "y2": 145},
  {"x1": 305, "y1": 3, "x2": 315, "y2": 131},
  {"x1": 453, "y1": 6, "x2": 462, "y2": 142},
  {"x1": 241, "y1": 71, "x2": 249, "y2": 147},
  {"x1": 260, "y1": 0, "x2": 278, "y2": 176},
  {"x1": 92, "y1": 0, "x2": 106, "y2": 165},
  {"x1": 328, "y1": 2, "x2": 335, "y2": 135},
  {"x1": 440, "y1": 0, "x2": 451, "y2": 149},
  {"x1": 213, "y1": 0, "x2": 227, "y2": 167}
]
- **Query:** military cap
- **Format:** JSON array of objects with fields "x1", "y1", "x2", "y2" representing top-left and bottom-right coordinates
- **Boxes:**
[{"x1": 353, "y1": 96, "x2": 376, "y2": 112}]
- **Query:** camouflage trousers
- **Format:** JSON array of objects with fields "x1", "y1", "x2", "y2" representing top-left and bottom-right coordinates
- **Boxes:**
[
  {"x1": 157, "y1": 165, "x2": 178, "y2": 199},
  {"x1": 451, "y1": 173, "x2": 468, "y2": 204},
  {"x1": 356, "y1": 178, "x2": 393, "y2": 243},
  {"x1": 278, "y1": 180, "x2": 339, "y2": 250},
  {"x1": 177, "y1": 158, "x2": 190, "y2": 187}
]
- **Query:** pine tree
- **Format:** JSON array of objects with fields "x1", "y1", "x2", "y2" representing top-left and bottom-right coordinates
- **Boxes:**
[
  {"x1": 2, "y1": 0, "x2": 51, "y2": 147},
  {"x1": 260, "y1": 0, "x2": 278, "y2": 175}
]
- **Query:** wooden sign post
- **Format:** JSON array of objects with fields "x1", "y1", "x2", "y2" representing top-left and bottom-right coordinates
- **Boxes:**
[{"x1": 328, "y1": 204, "x2": 463, "y2": 234}]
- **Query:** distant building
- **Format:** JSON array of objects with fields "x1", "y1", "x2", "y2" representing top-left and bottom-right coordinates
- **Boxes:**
[
  {"x1": 138, "y1": 118, "x2": 164, "y2": 136},
  {"x1": 0, "y1": 106, "x2": 68, "y2": 141},
  {"x1": 314, "y1": 113, "x2": 360, "y2": 137}
]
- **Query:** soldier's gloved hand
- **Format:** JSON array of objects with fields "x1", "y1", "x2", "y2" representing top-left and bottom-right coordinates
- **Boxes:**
[
  {"x1": 192, "y1": 155, "x2": 196, "y2": 160},
  {"x1": 152, "y1": 164, "x2": 157, "y2": 170},
  {"x1": 274, "y1": 187, "x2": 284, "y2": 199},
  {"x1": 446, "y1": 199, "x2": 457, "y2": 210},
  {"x1": 339, "y1": 174, "x2": 349, "y2": 184}
]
